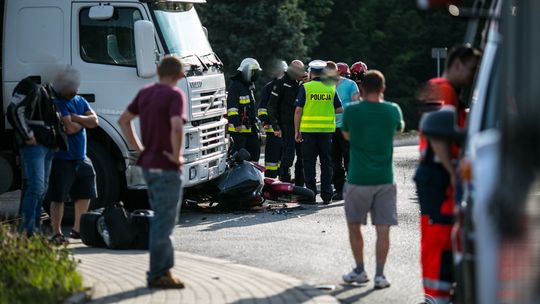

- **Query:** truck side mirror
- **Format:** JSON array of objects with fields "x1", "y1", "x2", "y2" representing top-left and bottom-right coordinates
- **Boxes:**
[
  {"x1": 134, "y1": 20, "x2": 157, "y2": 79},
  {"x1": 89, "y1": 5, "x2": 114, "y2": 20},
  {"x1": 420, "y1": 106, "x2": 466, "y2": 143}
]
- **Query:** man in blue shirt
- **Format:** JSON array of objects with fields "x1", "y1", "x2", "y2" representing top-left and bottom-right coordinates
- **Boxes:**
[
  {"x1": 332, "y1": 63, "x2": 360, "y2": 200},
  {"x1": 47, "y1": 66, "x2": 99, "y2": 245}
]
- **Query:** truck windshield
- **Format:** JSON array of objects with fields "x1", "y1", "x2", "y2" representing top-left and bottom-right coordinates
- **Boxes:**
[{"x1": 151, "y1": 3, "x2": 212, "y2": 58}]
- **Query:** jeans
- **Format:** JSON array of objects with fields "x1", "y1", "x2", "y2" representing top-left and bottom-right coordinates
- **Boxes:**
[
  {"x1": 19, "y1": 144, "x2": 54, "y2": 235},
  {"x1": 143, "y1": 169, "x2": 184, "y2": 282},
  {"x1": 302, "y1": 132, "x2": 333, "y2": 201}
]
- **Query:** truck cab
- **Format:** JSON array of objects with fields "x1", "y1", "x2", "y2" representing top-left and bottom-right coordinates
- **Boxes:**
[{"x1": 0, "y1": 0, "x2": 228, "y2": 206}]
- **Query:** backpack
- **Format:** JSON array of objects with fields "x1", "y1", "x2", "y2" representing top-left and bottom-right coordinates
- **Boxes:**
[
  {"x1": 101, "y1": 202, "x2": 135, "y2": 249},
  {"x1": 6, "y1": 77, "x2": 68, "y2": 151}
]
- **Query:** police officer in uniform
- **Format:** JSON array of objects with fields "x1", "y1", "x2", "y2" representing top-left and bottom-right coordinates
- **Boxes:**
[
  {"x1": 294, "y1": 60, "x2": 343, "y2": 204},
  {"x1": 267, "y1": 60, "x2": 306, "y2": 184},
  {"x1": 227, "y1": 58, "x2": 262, "y2": 161},
  {"x1": 259, "y1": 61, "x2": 287, "y2": 177}
]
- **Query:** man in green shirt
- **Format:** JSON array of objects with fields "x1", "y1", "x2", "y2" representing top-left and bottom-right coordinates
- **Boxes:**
[{"x1": 341, "y1": 70, "x2": 404, "y2": 290}]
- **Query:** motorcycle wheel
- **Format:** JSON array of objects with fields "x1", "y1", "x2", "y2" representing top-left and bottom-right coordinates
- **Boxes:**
[{"x1": 292, "y1": 186, "x2": 315, "y2": 202}]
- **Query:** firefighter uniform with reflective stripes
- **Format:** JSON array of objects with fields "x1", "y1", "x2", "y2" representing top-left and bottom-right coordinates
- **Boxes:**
[
  {"x1": 259, "y1": 80, "x2": 281, "y2": 177},
  {"x1": 296, "y1": 76, "x2": 342, "y2": 203},
  {"x1": 414, "y1": 77, "x2": 466, "y2": 303},
  {"x1": 226, "y1": 73, "x2": 260, "y2": 161}
]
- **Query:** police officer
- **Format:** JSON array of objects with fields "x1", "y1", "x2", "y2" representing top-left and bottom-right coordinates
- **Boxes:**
[
  {"x1": 294, "y1": 60, "x2": 343, "y2": 204},
  {"x1": 227, "y1": 58, "x2": 262, "y2": 161},
  {"x1": 259, "y1": 61, "x2": 287, "y2": 177},
  {"x1": 267, "y1": 60, "x2": 306, "y2": 185}
]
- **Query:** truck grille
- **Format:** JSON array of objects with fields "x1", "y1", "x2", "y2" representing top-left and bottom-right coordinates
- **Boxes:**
[
  {"x1": 200, "y1": 122, "x2": 226, "y2": 157},
  {"x1": 191, "y1": 89, "x2": 226, "y2": 120}
]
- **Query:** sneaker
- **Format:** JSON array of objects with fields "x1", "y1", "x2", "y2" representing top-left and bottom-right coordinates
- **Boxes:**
[
  {"x1": 50, "y1": 233, "x2": 69, "y2": 246},
  {"x1": 374, "y1": 275, "x2": 391, "y2": 289},
  {"x1": 148, "y1": 271, "x2": 185, "y2": 289},
  {"x1": 342, "y1": 269, "x2": 369, "y2": 284}
]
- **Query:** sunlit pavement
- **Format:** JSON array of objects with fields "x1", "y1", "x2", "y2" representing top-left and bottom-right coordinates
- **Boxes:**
[{"x1": 175, "y1": 145, "x2": 423, "y2": 304}]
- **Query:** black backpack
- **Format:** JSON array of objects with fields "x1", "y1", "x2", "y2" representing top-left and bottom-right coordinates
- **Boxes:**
[{"x1": 101, "y1": 202, "x2": 135, "y2": 249}]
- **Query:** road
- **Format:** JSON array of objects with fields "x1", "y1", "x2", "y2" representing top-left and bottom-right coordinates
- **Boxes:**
[{"x1": 174, "y1": 145, "x2": 423, "y2": 304}]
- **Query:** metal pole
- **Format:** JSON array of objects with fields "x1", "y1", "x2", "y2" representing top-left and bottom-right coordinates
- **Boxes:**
[{"x1": 437, "y1": 51, "x2": 441, "y2": 77}]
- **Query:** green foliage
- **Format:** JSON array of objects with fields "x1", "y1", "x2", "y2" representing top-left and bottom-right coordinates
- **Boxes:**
[
  {"x1": 199, "y1": 0, "x2": 310, "y2": 81},
  {"x1": 198, "y1": 1, "x2": 469, "y2": 129},
  {"x1": 311, "y1": 0, "x2": 467, "y2": 129},
  {"x1": 0, "y1": 226, "x2": 84, "y2": 304}
]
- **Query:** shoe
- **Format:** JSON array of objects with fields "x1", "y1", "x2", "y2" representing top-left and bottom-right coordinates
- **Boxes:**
[
  {"x1": 332, "y1": 192, "x2": 343, "y2": 201},
  {"x1": 322, "y1": 200, "x2": 331, "y2": 205},
  {"x1": 342, "y1": 269, "x2": 369, "y2": 284},
  {"x1": 299, "y1": 200, "x2": 317, "y2": 205},
  {"x1": 70, "y1": 230, "x2": 81, "y2": 239},
  {"x1": 148, "y1": 271, "x2": 185, "y2": 289},
  {"x1": 374, "y1": 276, "x2": 391, "y2": 289},
  {"x1": 50, "y1": 233, "x2": 69, "y2": 246}
]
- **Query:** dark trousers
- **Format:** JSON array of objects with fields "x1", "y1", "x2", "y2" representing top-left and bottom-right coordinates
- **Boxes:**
[
  {"x1": 332, "y1": 128, "x2": 349, "y2": 194},
  {"x1": 230, "y1": 132, "x2": 260, "y2": 162},
  {"x1": 302, "y1": 132, "x2": 333, "y2": 201},
  {"x1": 280, "y1": 124, "x2": 304, "y2": 186},
  {"x1": 264, "y1": 132, "x2": 281, "y2": 178}
]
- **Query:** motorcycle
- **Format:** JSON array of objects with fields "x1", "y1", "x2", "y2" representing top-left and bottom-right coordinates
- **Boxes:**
[{"x1": 191, "y1": 148, "x2": 315, "y2": 208}]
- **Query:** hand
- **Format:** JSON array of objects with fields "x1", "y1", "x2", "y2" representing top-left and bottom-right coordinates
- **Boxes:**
[
  {"x1": 295, "y1": 131, "x2": 302, "y2": 143},
  {"x1": 70, "y1": 114, "x2": 80, "y2": 122},
  {"x1": 163, "y1": 151, "x2": 184, "y2": 166},
  {"x1": 274, "y1": 130, "x2": 282, "y2": 138},
  {"x1": 235, "y1": 126, "x2": 243, "y2": 132},
  {"x1": 25, "y1": 137, "x2": 37, "y2": 145}
]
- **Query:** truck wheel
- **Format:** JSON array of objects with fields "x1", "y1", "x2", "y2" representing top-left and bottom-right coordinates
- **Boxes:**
[{"x1": 87, "y1": 141, "x2": 121, "y2": 209}]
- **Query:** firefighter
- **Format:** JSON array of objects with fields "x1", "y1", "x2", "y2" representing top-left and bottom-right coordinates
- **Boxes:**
[
  {"x1": 259, "y1": 61, "x2": 287, "y2": 177},
  {"x1": 227, "y1": 58, "x2": 262, "y2": 161},
  {"x1": 294, "y1": 60, "x2": 343, "y2": 204},
  {"x1": 414, "y1": 45, "x2": 481, "y2": 303},
  {"x1": 267, "y1": 60, "x2": 306, "y2": 185},
  {"x1": 350, "y1": 61, "x2": 368, "y2": 99}
]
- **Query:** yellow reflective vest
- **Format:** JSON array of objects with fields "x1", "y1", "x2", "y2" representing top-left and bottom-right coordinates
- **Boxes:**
[{"x1": 300, "y1": 81, "x2": 336, "y2": 133}]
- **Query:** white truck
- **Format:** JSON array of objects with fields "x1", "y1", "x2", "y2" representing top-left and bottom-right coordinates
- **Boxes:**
[{"x1": 0, "y1": 0, "x2": 229, "y2": 206}]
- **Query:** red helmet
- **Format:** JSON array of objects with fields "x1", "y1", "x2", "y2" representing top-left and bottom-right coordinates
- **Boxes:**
[
  {"x1": 350, "y1": 61, "x2": 368, "y2": 82},
  {"x1": 336, "y1": 62, "x2": 350, "y2": 77}
]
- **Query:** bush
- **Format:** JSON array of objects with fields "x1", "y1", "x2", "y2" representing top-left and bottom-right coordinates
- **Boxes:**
[{"x1": 0, "y1": 225, "x2": 84, "y2": 304}]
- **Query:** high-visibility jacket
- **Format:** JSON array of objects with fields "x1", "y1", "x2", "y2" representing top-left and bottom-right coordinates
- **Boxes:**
[{"x1": 300, "y1": 81, "x2": 336, "y2": 133}]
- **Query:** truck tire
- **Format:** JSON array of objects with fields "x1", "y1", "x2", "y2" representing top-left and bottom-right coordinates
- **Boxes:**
[
  {"x1": 292, "y1": 186, "x2": 315, "y2": 203},
  {"x1": 87, "y1": 140, "x2": 121, "y2": 209}
]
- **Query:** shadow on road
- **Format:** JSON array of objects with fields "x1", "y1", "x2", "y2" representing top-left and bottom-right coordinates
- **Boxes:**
[
  {"x1": 330, "y1": 283, "x2": 377, "y2": 303},
  {"x1": 179, "y1": 202, "x2": 345, "y2": 232}
]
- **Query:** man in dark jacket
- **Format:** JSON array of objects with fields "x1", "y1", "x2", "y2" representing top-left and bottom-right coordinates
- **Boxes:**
[
  {"x1": 7, "y1": 77, "x2": 60, "y2": 235},
  {"x1": 267, "y1": 60, "x2": 305, "y2": 184},
  {"x1": 226, "y1": 58, "x2": 262, "y2": 161},
  {"x1": 259, "y1": 61, "x2": 287, "y2": 177}
]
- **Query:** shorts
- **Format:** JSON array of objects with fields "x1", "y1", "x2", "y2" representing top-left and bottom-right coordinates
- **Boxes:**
[
  {"x1": 47, "y1": 158, "x2": 97, "y2": 202},
  {"x1": 344, "y1": 183, "x2": 398, "y2": 225}
]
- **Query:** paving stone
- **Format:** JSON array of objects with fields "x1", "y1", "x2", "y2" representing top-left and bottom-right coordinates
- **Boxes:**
[{"x1": 71, "y1": 243, "x2": 338, "y2": 304}]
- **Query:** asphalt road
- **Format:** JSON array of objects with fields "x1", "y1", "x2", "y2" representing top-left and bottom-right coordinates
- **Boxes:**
[{"x1": 174, "y1": 145, "x2": 423, "y2": 304}]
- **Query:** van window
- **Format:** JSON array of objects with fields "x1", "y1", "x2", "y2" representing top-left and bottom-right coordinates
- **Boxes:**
[{"x1": 79, "y1": 8, "x2": 142, "y2": 67}]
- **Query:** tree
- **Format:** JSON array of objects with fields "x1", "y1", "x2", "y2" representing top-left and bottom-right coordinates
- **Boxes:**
[{"x1": 199, "y1": 0, "x2": 308, "y2": 84}]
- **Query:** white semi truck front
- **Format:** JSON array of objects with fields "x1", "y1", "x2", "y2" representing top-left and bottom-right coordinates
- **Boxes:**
[{"x1": 0, "y1": 0, "x2": 228, "y2": 206}]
